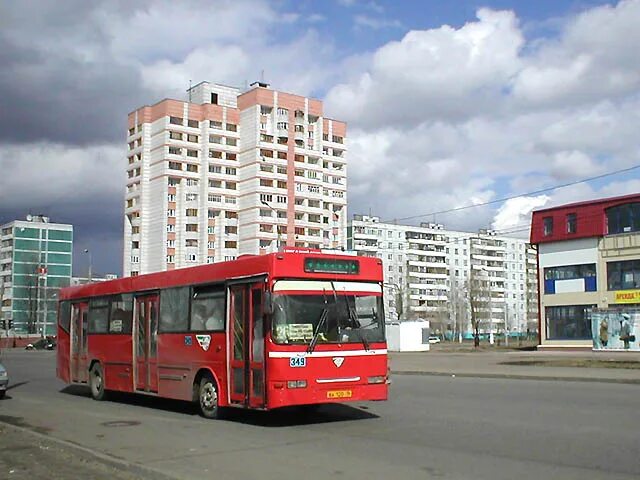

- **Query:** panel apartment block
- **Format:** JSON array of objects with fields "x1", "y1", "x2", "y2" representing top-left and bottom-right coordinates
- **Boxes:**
[{"x1": 124, "y1": 81, "x2": 347, "y2": 276}]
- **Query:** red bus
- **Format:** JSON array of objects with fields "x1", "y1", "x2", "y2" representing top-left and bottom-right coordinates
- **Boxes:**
[{"x1": 56, "y1": 251, "x2": 388, "y2": 418}]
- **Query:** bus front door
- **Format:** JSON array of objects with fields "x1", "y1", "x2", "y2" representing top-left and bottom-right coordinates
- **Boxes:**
[
  {"x1": 70, "y1": 302, "x2": 89, "y2": 383},
  {"x1": 229, "y1": 283, "x2": 265, "y2": 407},
  {"x1": 135, "y1": 295, "x2": 159, "y2": 393}
]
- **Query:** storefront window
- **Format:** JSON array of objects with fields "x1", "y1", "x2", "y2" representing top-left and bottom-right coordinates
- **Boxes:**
[
  {"x1": 546, "y1": 305, "x2": 594, "y2": 340},
  {"x1": 607, "y1": 260, "x2": 640, "y2": 291}
]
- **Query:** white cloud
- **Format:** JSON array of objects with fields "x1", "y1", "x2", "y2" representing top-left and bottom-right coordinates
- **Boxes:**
[
  {"x1": 327, "y1": 1, "x2": 640, "y2": 234},
  {"x1": 492, "y1": 195, "x2": 550, "y2": 235},
  {"x1": 354, "y1": 15, "x2": 402, "y2": 30}
]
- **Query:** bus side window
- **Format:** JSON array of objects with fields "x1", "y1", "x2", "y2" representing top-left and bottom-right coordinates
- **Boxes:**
[
  {"x1": 88, "y1": 298, "x2": 109, "y2": 333},
  {"x1": 109, "y1": 294, "x2": 133, "y2": 334},
  {"x1": 159, "y1": 287, "x2": 190, "y2": 332},
  {"x1": 190, "y1": 285, "x2": 225, "y2": 332},
  {"x1": 59, "y1": 301, "x2": 71, "y2": 332}
]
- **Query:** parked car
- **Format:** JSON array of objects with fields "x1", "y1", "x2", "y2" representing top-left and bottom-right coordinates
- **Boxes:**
[
  {"x1": 428, "y1": 336, "x2": 441, "y2": 344},
  {"x1": 0, "y1": 362, "x2": 8, "y2": 399},
  {"x1": 25, "y1": 338, "x2": 56, "y2": 351}
]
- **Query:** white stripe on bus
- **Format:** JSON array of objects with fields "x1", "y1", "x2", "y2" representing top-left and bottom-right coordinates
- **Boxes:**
[{"x1": 268, "y1": 349, "x2": 387, "y2": 358}]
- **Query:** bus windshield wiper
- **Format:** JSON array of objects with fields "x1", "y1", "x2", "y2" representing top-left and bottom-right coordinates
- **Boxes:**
[
  {"x1": 307, "y1": 309, "x2": 328, "y2": 353},
  {"x1": 307, "y1": 288, "x2": 329, "y2": 353},
  {"x1": 342, "y1": 293, "x2": 370, "y2": 351}
]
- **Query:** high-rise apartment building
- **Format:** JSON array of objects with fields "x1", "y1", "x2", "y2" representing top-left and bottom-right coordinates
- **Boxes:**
[
  {"x1": 124, "y1": 81, "x2": 347, "y2": 276},
  {"x1": 347, "y1": 215, "x2": 538, "y2": 337},
  {"x1": 0, "y1": 215, "x2": 73, "y2": 336}
]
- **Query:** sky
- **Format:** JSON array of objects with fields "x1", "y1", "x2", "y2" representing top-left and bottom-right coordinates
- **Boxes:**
[{"x1": 1, "y1": 0, "x2": 640, "y2": 277}]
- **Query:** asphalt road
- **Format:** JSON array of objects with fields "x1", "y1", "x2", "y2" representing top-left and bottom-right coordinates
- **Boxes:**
[{"x1": 1, "y1": 350, "x2": 639, "y2": 480}]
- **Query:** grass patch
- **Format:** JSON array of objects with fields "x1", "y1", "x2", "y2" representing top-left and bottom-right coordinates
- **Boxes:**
[{"x1": 500, "y1": 359, "x2": 640, "y2": 369}]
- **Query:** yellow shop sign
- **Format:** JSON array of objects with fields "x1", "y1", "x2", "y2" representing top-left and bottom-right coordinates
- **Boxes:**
[{"x1": 614, "y1": 290, "x2": 640, "y2": 304}]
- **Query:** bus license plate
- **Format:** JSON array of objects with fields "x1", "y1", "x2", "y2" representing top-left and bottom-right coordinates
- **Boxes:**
[
  {"x1": 290, "y1": 356, "x2": 306, "y2": 368},
  {"x1": 327, "y1": 390, "x2": 352, "y2": 399}
]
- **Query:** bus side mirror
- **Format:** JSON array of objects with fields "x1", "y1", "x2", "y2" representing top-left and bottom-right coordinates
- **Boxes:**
[{"x1": 263, "y1": 291, "x2": 273, "y2": 315}]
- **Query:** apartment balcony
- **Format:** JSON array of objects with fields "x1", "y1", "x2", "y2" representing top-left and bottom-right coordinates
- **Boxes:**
[
  {"x1": 472, "y1": 253, "x2": 505, "y2": 262},
  {"x1": 406, "y1": 248, "x2": 446, "y2": 257},
  {"x1": 405, "y1": 236, "x2": 447, "y2": 246},
  {"x1": 472, "y1": 243, "x2": 506, "y2": 252},
  {"x1": 409, "y1": 293, "x2": 449, "y2": 302},
  {"x1": 408, "y1": 259, "x2": 448, "y2": 269},
  {"x1": 353, "y1": 231, "x2": 379, "y2": 241},
  {"x1": 407, "y1": 270, "x2": 448, "y2": 280}
]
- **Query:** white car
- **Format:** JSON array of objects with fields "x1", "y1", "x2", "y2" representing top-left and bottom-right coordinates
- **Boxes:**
[{"x1": 428, "y1": 336, "x2": 441, "y2": 344}]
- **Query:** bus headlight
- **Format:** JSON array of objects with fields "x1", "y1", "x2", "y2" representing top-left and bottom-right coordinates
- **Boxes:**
[
  {"x1": 367, "y1": 376, "x2": 385, "y2": 384},
  {"x1": 287, "y1": 380, "x2": 307, "y2": 389}
]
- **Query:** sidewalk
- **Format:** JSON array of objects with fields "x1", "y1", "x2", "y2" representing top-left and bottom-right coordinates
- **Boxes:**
[
  {"x1": 390, "y1": 350, "x2": 640, "y2": 384},
  {"x1": 0, "y1": 423, "x2": 172, "y2": 480}
]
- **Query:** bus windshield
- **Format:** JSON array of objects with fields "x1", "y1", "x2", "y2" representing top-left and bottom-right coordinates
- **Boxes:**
[{"x1": 271, "y1": 280, "x2": 385, "y2": 345}]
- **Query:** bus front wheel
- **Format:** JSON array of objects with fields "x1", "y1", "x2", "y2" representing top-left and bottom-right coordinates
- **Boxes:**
[
  {"x1": 89, "y1": 363, "x2": 107, "y2": 401},
  {"x1": 198, "y1": 375, "x2": 220, "y2": 419}
]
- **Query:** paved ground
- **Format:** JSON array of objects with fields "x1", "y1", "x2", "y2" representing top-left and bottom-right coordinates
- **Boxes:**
[
  {"x1": 0, "y1": 350, "x2": 639, "y2": 479},
  {"x1": 390, "y1": 350, "x2": 640, "y2": 383}
]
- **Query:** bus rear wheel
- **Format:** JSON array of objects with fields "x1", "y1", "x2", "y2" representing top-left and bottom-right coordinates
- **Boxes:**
[
  {"x1": 89, "y1": 363, "x2": 107, "y2": 401},
  {"x1": 198, "y1": 375, "x2": 220, "y2": 419}
]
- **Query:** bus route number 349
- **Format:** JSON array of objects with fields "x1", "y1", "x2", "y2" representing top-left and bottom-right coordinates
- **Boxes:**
[{"x1": 290, "y1": 356, "x2": 306, "y2": 368}]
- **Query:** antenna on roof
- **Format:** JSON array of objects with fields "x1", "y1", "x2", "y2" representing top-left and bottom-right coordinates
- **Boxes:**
[{"x1": 260, "y1": 69, "x2": 265, "y2": 83}]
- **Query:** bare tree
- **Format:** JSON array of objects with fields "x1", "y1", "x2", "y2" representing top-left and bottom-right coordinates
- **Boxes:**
[
  {"x1": 468, "y1": 269, "x2": 492, "y2": 347},
  {"x1": 448, "y1": 276, "x2": 468, "y2": 343}
]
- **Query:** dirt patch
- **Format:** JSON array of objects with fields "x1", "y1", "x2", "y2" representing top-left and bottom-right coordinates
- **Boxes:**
[{"x1": 500, "y1": 359, "x2": 640, "y2": 369}]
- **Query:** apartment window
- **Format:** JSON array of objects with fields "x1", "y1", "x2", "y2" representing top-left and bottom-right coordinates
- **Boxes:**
[
  {"x1": 276, "y1": 195, "x2": 287, "y2": 204},
  {"x1": 132, "y1": 226, "x2": 140, "y2": 234},
  {"x1": 167, "y1": 194, "x2": 176, "y2": 201},
  {"x1": 225, "y1": 241, "x2": 237, "y2": 248},
  {"x1": 226, "y1": 123, "x2": 237, "y2": 132},
  {"x1": 166, "y1": 255, "x2": 175, "y2": 263},
  {"x1": 226, "y1": 182, "x2": 237, "y2": 190},
  {"x1": 277, "y1": 108, "x2": 288, "y2": 115},
  {"x1": 186, "y1": 224, "x2": 198, "y2": 232},
  {"x1": 169, "y1": 147, "x2": 182, "y2": 155},
  {"x1": 208, "y1": 226, "x2": 215, "y2": 234},
  {"x1": 277, "y1": 211, "x2": 287, "y2": 219},
  {"x1": 207, "y1": 241, "x2": 215, "y2": 249},
  {"x1": 308, "y1": 214, "x2": 321, "y2": 223},
  {"x1": 277, "y1": 181, "x2": 287, "y2": 189},
  {"x1": 208, "y1": 194, "x2": 221, "y2": 203},
  {"x1": 260, "y1": 106, "x2": 272, "y2": 115},
  {"x1": 225, "y1": 197, "x2": 236, "y2": 204},
  {"x1": 260, "y1": 164, "x2": 273, "y2": 173},
  {"x1": 277, "y1": 166, "x2": 287, "y2": 174},
  {"x1": 209, "y1": 135, "x2": 222, "y2": 144},
  {"x1": 295, "y1": 169, "x2": 304, "y2": 177},
  {"x1": 225, "y1": 167, "x2": 236, "y2": 175},
  {"x1": 187, "y1": 119, "x2": 198, "y2": 128},
  {"x1": 295, "y1": 213, "x2": 304, "y2": 221},
  {"x1": 260, "y1": 209, "x2": 272, "y2": 217},
  {"x1": 332, "y1": 135, "x2": 343, "y2": 144},
  {"x1": 187, "y1": 149, "x2": 198, "y2": 158},
  {"x1": 260, "y1": 194, "x2": 273, "y2": 203},
  {"x1": 607, "y1": 260, "x2": 640, "y2": 290},
  {"x1": 186, "y1": 239, "x2": 198, "y2": 247},
  {"x1": 567, "y1": 213, "x2": 577, "y2": 234},
  {"x1": 260, "y1": 179, "x2": 273, "y2": 187},
  {"x1": 169, "y1": 116, "x2": 183, "y2": 125},
  {"x1": 543, "y1": 217, "x2": 553, "y2": 236},
  {"x1": 308, "y1": 200, "x2": 320, "y2": 208},
  {"x1": 308, "y1": 171, "x2": 318, "y2": 180},
  {"x1": 277, "y1": 151, "x2": 287, "y2": 160},
  {"x1": 187, "y1": 134, "x2": 198, "y2": 143},
  {"x1": 186, "y1": 208, "x2": 198, "y2": 217},
  {"x1": 225, "y1": 226, "x2": 238, "y2": 234},
  {"x1": 227, "y1": 153, "x2": 237, "y2": 161},
  {"x1": 131, "y1": 241, "x2": 139, "y2": 249},
  {"x1": 260, "y1": 134, "x2": 273, "y2": 143},
  {"x1": 186, "y1": 179, "x2": 199, "y2": 186},
  {"x1": 544, "y1": 264, "x2": 596, "y2": 281},
  {"x1": 169, "y1": 131, "x2": 183, "y2": 140},
  {"x1": 186, "y1": 253, "x2": 198, "y2": 262},
  {"x1": 167, "y1": 240, "x2": 175, "y2": 248},
  {"x1": 208, "y1": 209, "x2": 220, "y2": 218},
  {"x1": 211, "y1": 93, "x2": 218, "y2": 105},
  {"x1": 131, "y1": 255, "x2": 139, "y2": 263},
  {"x1": 225, "y1": 211, "x2": 238, "y2": 219},
  {"x1": 209, "y1": 165, "x2": 222, "y2": 173},
  {"x1": 186, "y1": 164, "x2": 198, "y2": 173},
  {"x1": 167, "y1": 224, "x2": 175, "y2": 233},
  {"x1": 209, "y1": 180, "x2": 222, "y2": 188},
  {"x1": 308, "y1": 185, "x2": 320, "y2": 194},
  {"x1": 260, "y1": 224, "x2": 273, "y2": 233},
  {"x1": 210, "y1": 120, "x2": 223, "y2": 129},
  {"x1": 167, "y1": 209, "x2": 176, "y2": 217},
  {"x1": 226, "y1": 138, "x2": 237, "y2": 146}
]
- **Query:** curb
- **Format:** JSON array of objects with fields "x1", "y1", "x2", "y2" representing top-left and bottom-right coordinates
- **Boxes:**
[
  {"x1": 0, "y1": 420, "x2": 179, "y2": 480},
  {"x1": 392, "y1": 370, "x2": 640, "y2": 385}
]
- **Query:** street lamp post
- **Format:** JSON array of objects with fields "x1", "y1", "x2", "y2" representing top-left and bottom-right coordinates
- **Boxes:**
[
  {"x1": 83, "y1": 248, "x2": 92, "y2": 282},
  {"x1": 260, "y1": 201, "x2": 282, "y2": 251}
]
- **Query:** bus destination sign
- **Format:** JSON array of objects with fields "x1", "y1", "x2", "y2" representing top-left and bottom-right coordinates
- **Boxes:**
[{"x1": 304, "y1": 258, "x2": 359, "y2": 275}]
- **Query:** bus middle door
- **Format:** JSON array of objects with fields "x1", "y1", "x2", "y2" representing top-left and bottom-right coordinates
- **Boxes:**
[
  {"x1": 229, "y1": 282, "x2": 265, "y2": 408},
  {"x1": 70, "y1": 302, "x2": 89, "y2": 383},
  {"x1": 135, "y1": 295, "x2": 159, "y2": 393}
]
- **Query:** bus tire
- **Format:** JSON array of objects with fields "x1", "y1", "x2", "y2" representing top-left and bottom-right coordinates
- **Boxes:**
[
  {"x1": 198, "y1": 375, "x2": 220, "y2": 419},
  {"x1": 89, "y1": 363, "x2": 107, "y2": 401}
]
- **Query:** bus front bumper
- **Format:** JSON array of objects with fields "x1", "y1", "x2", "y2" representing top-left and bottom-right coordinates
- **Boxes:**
[{"x1": 266, "y1": 381, "x2": 388, "y2": 409}]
